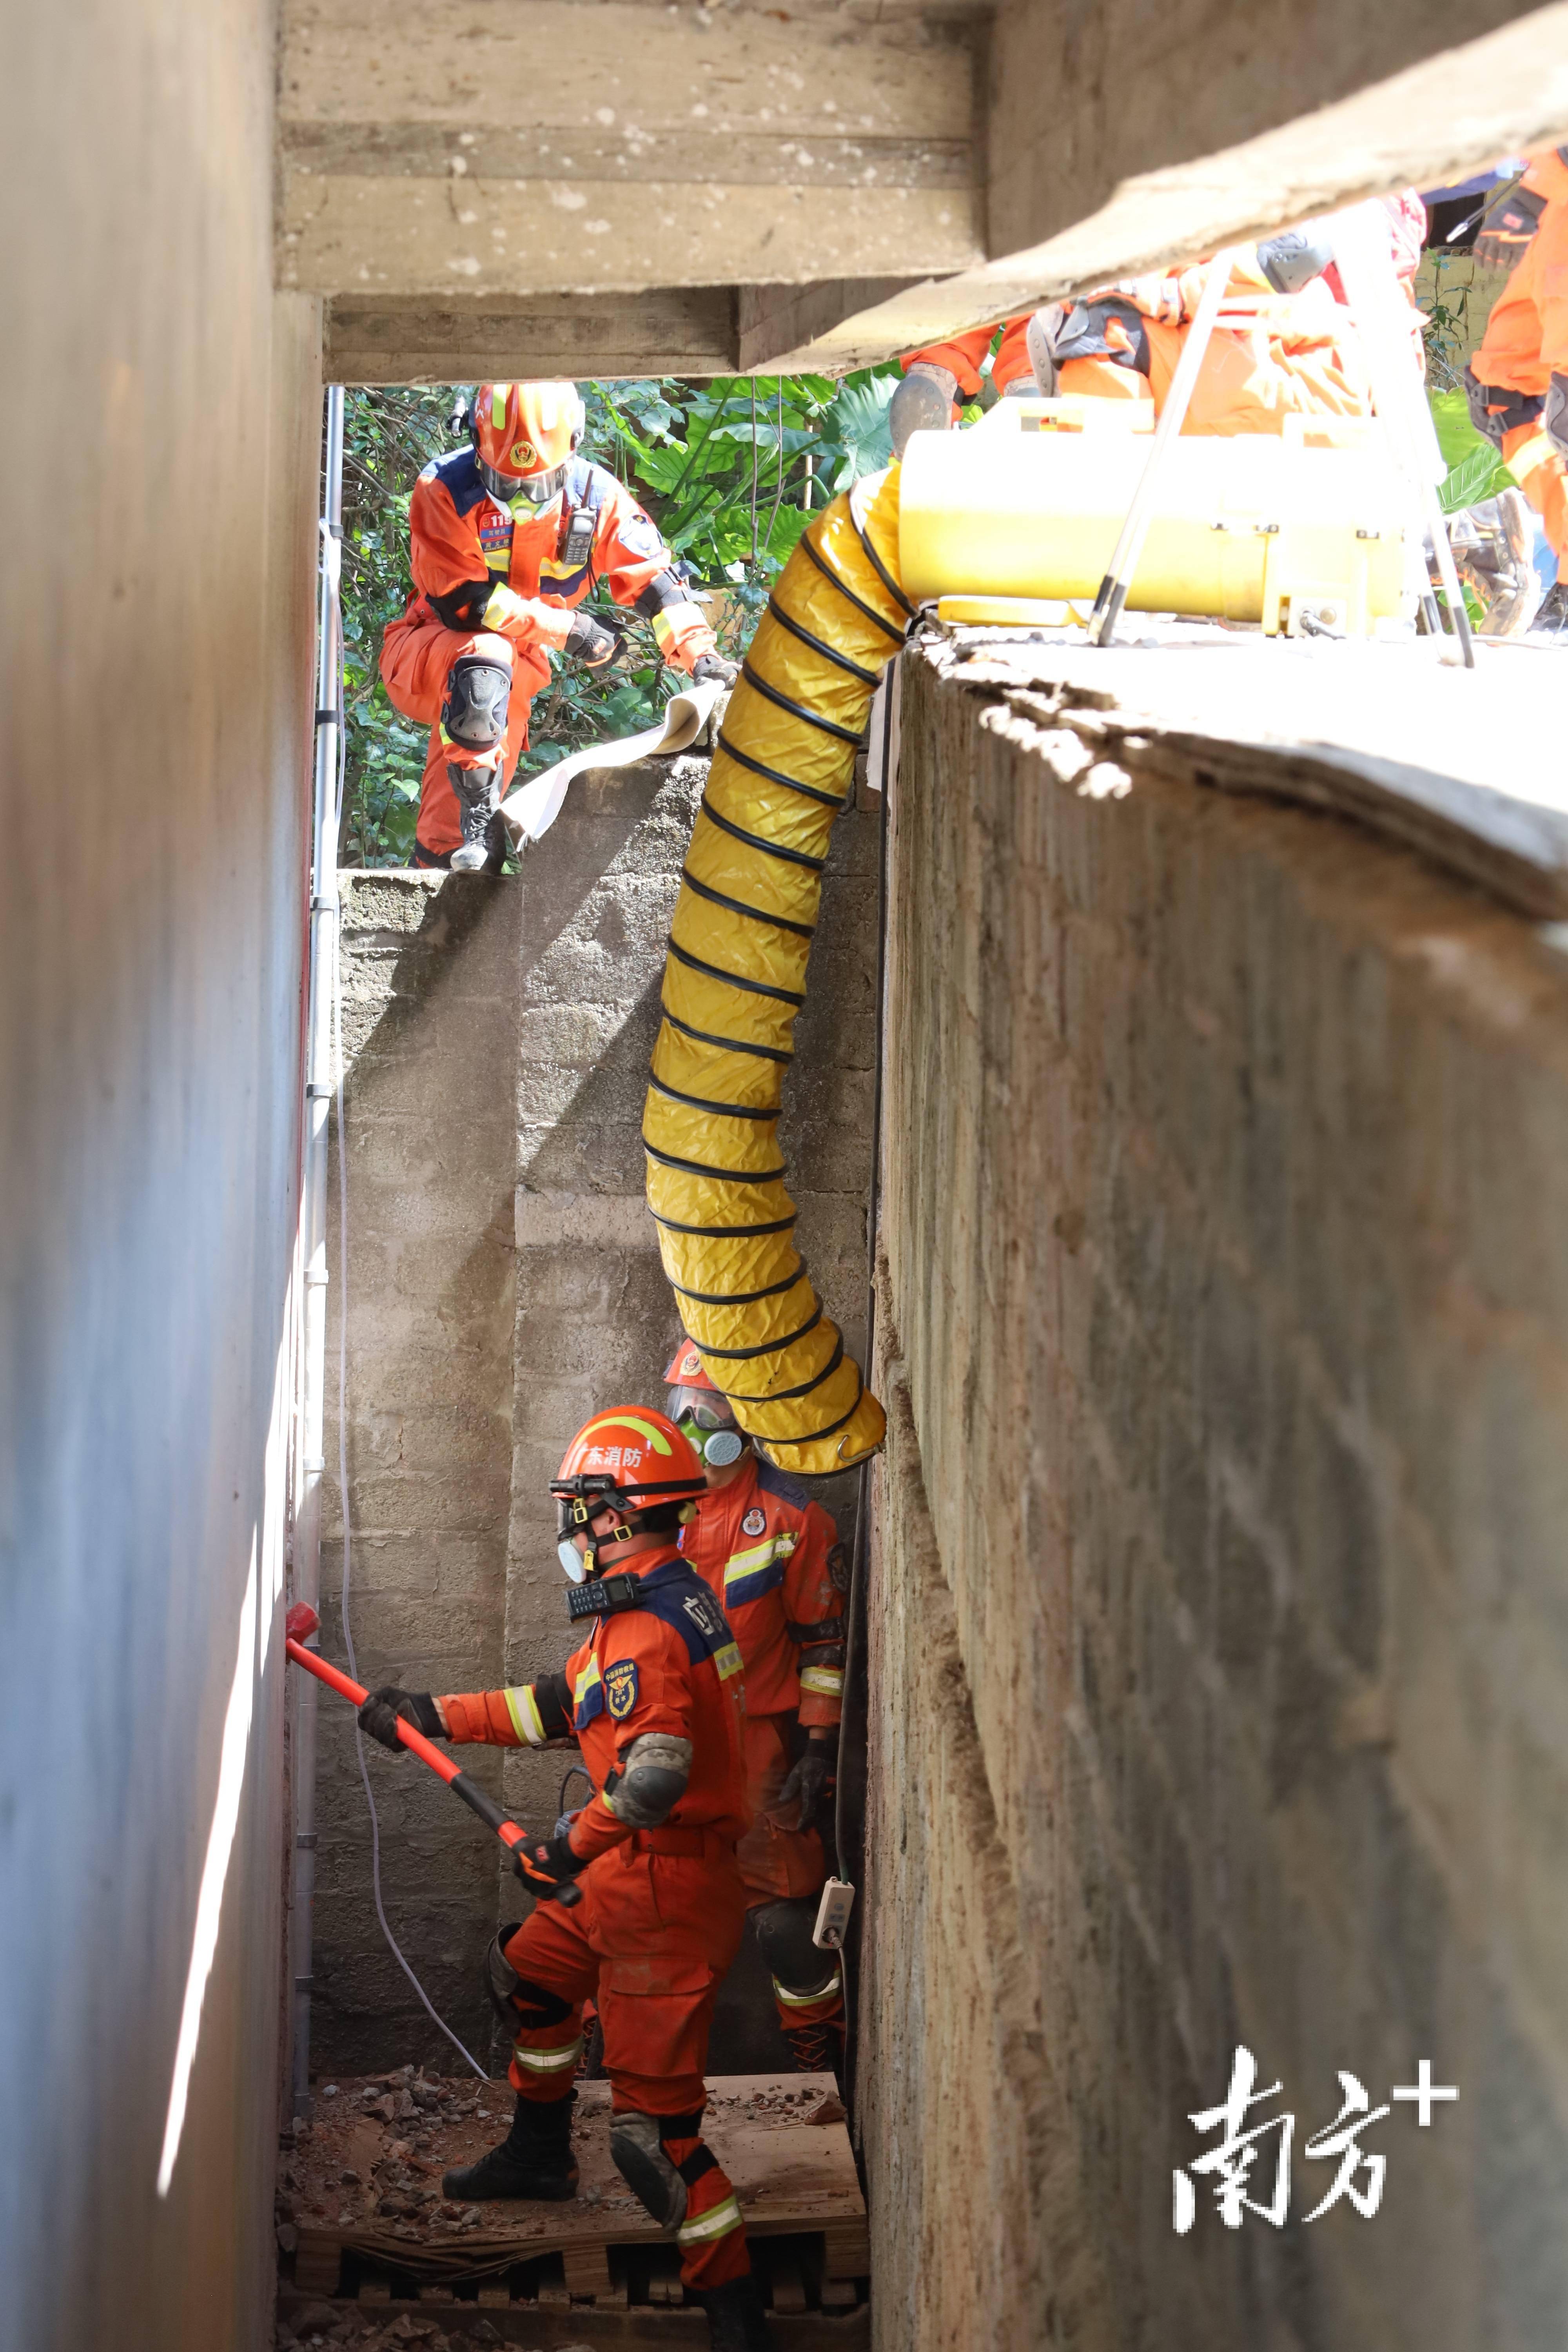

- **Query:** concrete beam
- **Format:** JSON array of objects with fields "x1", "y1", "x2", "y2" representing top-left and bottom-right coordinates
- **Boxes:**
[
  {"x1": 771, "y1": 3, "x2": 1568, "y2": 369},
  {"x1": 277, "y1": 0, "x2": 981, "y2": 299},
  {"x1": 324, "y1": 288, "x2": 734, "y2": 381},
  {"x1": 735, "y1": 278, "x2": 922, "y2": 371}
]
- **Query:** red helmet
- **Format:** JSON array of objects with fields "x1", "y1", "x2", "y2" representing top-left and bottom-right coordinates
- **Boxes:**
[
  {"x1": 551, "y1": 1406, "x2": 706, "y2": 1582},
  {"x1": 472, "y1": 381, "x2": 585, "y2": 508},
  {"x1": 663, "y1": 1341, "x2": 717, "y2": 1391}
]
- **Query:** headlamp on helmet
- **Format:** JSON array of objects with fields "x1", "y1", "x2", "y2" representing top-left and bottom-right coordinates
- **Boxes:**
[{"x1": 550, "y1": 1407, "x2": 707, "y2": 1583}]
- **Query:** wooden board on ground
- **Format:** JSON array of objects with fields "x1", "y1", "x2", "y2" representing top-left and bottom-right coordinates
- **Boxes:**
[{"x1": 285, "y1": 2073, "x2": 863, "y2": 2292}]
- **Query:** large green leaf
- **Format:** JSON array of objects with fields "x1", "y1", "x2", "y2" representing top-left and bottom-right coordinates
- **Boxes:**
[{"x1": 1429, "y1": 387, "x2": 1514, "y2": 515}]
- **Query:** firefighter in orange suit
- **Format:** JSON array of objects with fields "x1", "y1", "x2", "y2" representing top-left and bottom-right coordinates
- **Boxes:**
[
  {"x1": 380, "y1": 382, "x2": 735, "y2": 874},
  {"x1": 1466, "y1": 149, "x2": 1568, "y2": 584},
  {"x1": 356, "y1": 1406, "x2": 772, "y2": 2350},
  {"x1": 890, "y1": 315, "x2": 1036, "y2": 452},
  {"x1": 666, "y1": 1344, "x2": 848, "y2": 2075}
]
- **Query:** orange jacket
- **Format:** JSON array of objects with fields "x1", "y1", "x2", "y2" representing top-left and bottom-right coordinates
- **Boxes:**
[
  {"x1": 403, "y1": 444, "x2": 715, "y2": 670},
  {"x1": 679, "y1": 1454, "x2": 845, "y2": 1728},
  {"x1": 437, "y1": 1545, "x2": 749, "y2": 1862},
  {"x1": 1473, "y1": 151, "x2": 1568, "y2": 395}
]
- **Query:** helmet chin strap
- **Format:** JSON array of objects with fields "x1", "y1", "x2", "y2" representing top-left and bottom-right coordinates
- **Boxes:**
[{"x1": 561, "y1": 1514, "x2": 637, "y2": 1584}]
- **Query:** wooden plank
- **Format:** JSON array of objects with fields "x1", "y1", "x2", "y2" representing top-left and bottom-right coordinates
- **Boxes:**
[
  {"x1": 278, "y1": 0, "x2": 978, "y2": 298},
  {"x1": 759, "y1": 5, "x2": 1568, "y2": 368},
  {"x1": 822, "y1": 2217, "x2": 871, "y2": 2279},
  {"x1": 292, "y1": 2237, "x2": 341, "y2": 2297},
  {"x1": 561, "y1": 2240, "x2": 616, "y2": 2301},
  {"x1": 767, "y1": 2247, "x2": 808, "y2": 2312}
]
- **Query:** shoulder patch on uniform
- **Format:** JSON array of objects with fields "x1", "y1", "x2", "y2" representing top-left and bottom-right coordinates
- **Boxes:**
[
  {"x1": 430, "y1": 444, "x2": 490, "y2": 519},
  {"x1": 619, "y1": 511, "x2": 664, "y2": 559},
  {"x1": 828, "y1": 1541, "x2": 851, "y2": 1593},
  {"x1": 605, "y1": 1658, "x2": 639, "y2": 1720},
  {"x1": 741, "y1": 1505, "x2": 766, "y2": 1538},
  {"x1": 754, "y1": 1459, "x2": 810, "y2": 1512}
]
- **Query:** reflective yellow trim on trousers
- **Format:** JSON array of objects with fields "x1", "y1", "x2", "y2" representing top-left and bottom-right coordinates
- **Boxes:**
[
  {"x1": 773, "y1": 1963, "x2": 842, "y2": 2007},
  {"x1": 799, "y1": 1666, "x2": 843, "y2": 1697},
  {"x1": 677, "y1": 2193, "x2": 745, "y2": 2245},
  {"x1": 503, "y1": 1685, "x2": 548, "y2": 1746},
  {"x1": 513, "y1": 2036, "x2": 583, "y2": 2073},
  {"x1": 1508, "y1": 431, "x2": 1562, "y2": 481}
]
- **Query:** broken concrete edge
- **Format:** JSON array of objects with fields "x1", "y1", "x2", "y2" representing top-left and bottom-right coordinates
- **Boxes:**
[{"x1": 914, "y1": 631, "x2": 1568, "y2": 926}]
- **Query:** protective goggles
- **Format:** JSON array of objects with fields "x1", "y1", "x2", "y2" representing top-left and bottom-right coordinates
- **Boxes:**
[
  {"x1": 478, "y1": 456, "x2": 568, "y2": 510},
  {"x1": 671, "y1": 1388, "x2": 746, "y2": 1468}
]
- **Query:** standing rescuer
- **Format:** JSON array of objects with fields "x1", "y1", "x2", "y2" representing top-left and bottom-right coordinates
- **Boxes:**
[
  {"x1": 356, "y1": 1405, "x2": 772, "y2": 2349},
  {"x1": 665, "y1": 1344, "x2": 848, "y2": 2076},
  {"x1": 380, "y1": 381, "x2": 735, "y2": 874},
  {"x1": 1466, "y1": 149, "x2": 1568, "y2": 604}
]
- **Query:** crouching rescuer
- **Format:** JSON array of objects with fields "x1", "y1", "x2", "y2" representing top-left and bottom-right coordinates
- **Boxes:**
[
  {"x1": 666, "y1": 1345, "x2": 848, "y2": 2075},
  {"x1": 356, "y1": 1406, "x2": 771, "y2": 2348},
  {"x1": 380, "y1": 382, "x2": 736, "y2": 873}
]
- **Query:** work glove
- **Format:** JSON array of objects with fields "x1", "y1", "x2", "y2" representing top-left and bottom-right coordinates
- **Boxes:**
[
  {"x1": 564, "y1": 608, "x2": 620, "y2": 669},
  {"x1": 512, "y1": 1831, "x2": 591, "y2": 1902},
  {"x1": 778, "y1": 1739, "x2": 837, "y2": 1832},
  {"x1": 358, "y1": 1686, "x2": 445, "y2": 1753},
  {"x1": 1473, "y1": 182, "x2": 1546, "y2": 273},
  {"x1": 691, "y1": 650, "x2": 738, "y2": 687}
]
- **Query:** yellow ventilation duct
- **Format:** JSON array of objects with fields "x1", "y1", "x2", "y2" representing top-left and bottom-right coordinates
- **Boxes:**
[{"x1": 643, "y1": 467, "x2": 908, "y2": 1476}]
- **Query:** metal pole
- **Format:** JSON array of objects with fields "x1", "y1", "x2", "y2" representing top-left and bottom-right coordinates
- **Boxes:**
[
  {"x1": 1090, "y1": 253, "x2": 1238, "y2": 646},
  {"x1": 291, "y1": 383, "x2": 345, "y2": 2118}
]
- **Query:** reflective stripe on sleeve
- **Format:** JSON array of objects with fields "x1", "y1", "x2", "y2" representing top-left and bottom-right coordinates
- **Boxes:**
[
  {"x1": 799, "y1": 1666, "x2": 844, "y2": 1697},
  {"x1": 677, "y1": 2193, "x2": 745, "y2": 2246},
  {"x1": 651, "y1": 598, "x2": 711, "y2": 653},
  {"x1": 502, "y1": 1685, "x2": 548, "y2": 1746},
  {"x1": 512, "y1": 2036, "x2": 583, "y2": 2073},
  {"x1": 713, "y1": 1641, "x2": 744, "y2": 1682}
]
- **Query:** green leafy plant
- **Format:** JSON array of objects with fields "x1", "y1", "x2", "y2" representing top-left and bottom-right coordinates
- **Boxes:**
[{"x1": 337, "y1": 368, "x2": 900, "y2": 865}]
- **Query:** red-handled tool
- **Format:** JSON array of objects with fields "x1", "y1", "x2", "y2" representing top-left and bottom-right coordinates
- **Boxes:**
[{"x1": 286, "y1": 1602, "x2": 581, "y2": 1905}]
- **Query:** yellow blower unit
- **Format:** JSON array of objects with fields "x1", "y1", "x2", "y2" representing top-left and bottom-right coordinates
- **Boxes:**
[{"x1": 898, "y1": 400, "x2": 1408, "y2": 636}]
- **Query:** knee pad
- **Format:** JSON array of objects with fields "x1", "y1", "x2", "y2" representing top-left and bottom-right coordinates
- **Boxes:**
[
  {"x1": 610, "y1": 2111, "x2": 688, "y2": 2232},
  {"x1": 442, "y1": 654, "x2": 510, "y2": 752},
  {"x1": 750, "y1": 1897, "x2": 828, "y2": 1993},
  {"x1": 483, "y1": 1929, "x2": 574, "y2": 2029}
]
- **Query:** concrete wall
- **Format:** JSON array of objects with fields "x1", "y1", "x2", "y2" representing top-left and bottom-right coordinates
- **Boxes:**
[
  {"x1": 862, "y1": 643, "x2": 1568, "y2": 2350},
  {"x1": 316, "y1": 756, "x2": 876, "y2": 2074},
  {"x1": 0, "y1": 4, "x2": 321, "y2": 2348}
]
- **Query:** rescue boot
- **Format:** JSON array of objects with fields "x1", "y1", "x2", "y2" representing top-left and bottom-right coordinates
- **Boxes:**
[
  {"x1": 441, "y1": 2089, "x2": 577, "y2": 2201},
  {"x1": 888, "y1": 361, "x2": 958, "y2": 458},
  {"x1": 693, "y1": 2270, "x2": 773, "y2": 2347},
  {"x1": 780, "y1": 2012, "x2": 845, "y2": 2079},
  {"x1": 447, "y1": 759, "x2": 505, "y2": 874}
]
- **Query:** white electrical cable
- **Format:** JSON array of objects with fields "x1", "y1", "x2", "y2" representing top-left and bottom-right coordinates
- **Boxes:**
[{"x1": 332, "y1": 877, "x2": 487, "y2": 2083}]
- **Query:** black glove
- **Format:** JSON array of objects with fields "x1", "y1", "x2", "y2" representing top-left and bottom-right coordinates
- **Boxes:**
[
  {"x1": 778, "y1": 1740, "x2": 837, "y2": 1832},
  {"x1": 512, "y1": 1831, "x2": 591, "y2": 1901},
  {"x1": 1474, "y1": 181, "x2": 1546, "y2": 273},
  {"x1": 564, "y1": 608, "x2": 620, "y2": 669},
  {"x1": 358, "y1": 1686, "x2": 445, "y2": 1753},
  {"x1": 691, "y1": 650, "x2": 738, "y2": 687}
]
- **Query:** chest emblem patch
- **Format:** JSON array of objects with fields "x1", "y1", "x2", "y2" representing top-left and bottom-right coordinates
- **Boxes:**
[
  {"x1": 605, "y1": 1658, "x2": 639, "y2": 1720},
  {"x1": 742, "y1": 1506, "x2": 767, "y2": 1537}
]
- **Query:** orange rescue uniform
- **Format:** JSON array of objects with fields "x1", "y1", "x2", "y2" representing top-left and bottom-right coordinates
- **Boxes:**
[
  {"x1": 900, "y1": 314, "x2": 1036, "y2": 402},
  {"x1": 437, "y1": 1546, "x2": 752, "y2": 2290},
  {"x1": 679, "y1": 1453, "x2": 845, "y2": 1904},
  {"x1": 380, "y1": 448, "x2": 714, "y2": 862},
  {"x1": 1470, "y1": 149, "x2": 1568, "y2": 577}
]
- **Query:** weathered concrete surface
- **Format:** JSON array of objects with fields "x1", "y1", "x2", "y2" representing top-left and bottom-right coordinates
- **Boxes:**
[
  {"x1": 0, "y1": 1, "x2": 321, "y2": 2345},
  {"x1": 319, "y1": 759, "x2": 876, "y2": 2073},
  {"x1": 316, "y1": 875, "x2": 523, "y2": 2073},
  {"x1": 863, "y1": 640, "x2": 1568, "y2": 2349}
]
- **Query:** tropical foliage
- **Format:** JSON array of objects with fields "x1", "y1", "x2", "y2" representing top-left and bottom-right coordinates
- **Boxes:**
[{"x1": 336, "y1": 370, "x2": 900, "y2": 864}]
